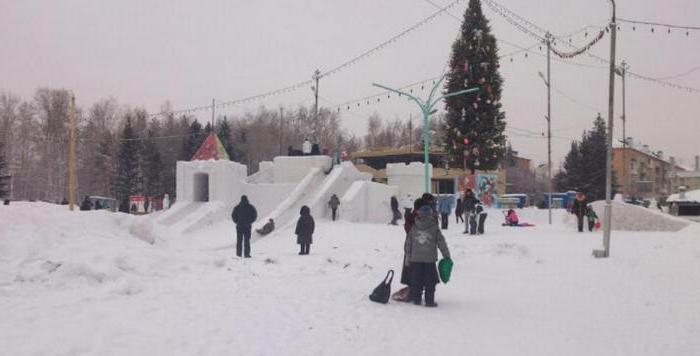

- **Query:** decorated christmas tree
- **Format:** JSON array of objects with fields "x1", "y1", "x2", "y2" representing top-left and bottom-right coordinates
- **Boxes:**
[{"x1": 443, "y1": 0, "x2": 506, "y2": 174}]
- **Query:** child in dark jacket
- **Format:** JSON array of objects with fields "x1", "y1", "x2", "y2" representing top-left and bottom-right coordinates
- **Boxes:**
[
  {"x1": 295, "y1": 205, "x2": 315, "y2": 255},
  {"x1": 404, "y1": 205, "x2": 451, "y2": 307},
  {"x1": 586, "y1": 205, "x2": 598, "y2": 232}
]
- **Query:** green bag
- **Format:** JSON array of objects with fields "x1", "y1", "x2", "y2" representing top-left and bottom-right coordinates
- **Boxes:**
[{"x1": 438, "y1": 257, "x2": 453, "y2": 283}]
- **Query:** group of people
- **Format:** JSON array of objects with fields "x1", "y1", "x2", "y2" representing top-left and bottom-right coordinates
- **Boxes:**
[
  {"x1": 230, "y1": 194, "x2": 317, "y2": 257},
  {"x1": 400, "y1": 190, "x2": 488, "y2": 235}
]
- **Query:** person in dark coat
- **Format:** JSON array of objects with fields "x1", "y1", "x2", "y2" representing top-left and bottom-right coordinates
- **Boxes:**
[
  {"x1": 455, "y1": 198, "x2": 464, "y2": 223},
  {"x1": 404, "y1": 205, "x2": 451, "y2": 307},
  {"x1": 295, "y1": 205, "x2": 315, "y2": 255},
  {"x1": 80, "y1": 196, "x2": 93, "y2": 211},
  {"x1": 462, "y1": 189, "x2": 479, "y2": 234},
  {"x1": 390, "y1": 196, "x2": 402, "y2": 225},
  {"x1": 421, "y1": 193, "x2": 439, "y2": 222},
  {"x1": 256, "y1": 218, "x2": 275, "y2": 236},
  {"x1": 474, "y1": 202, "x2": 488, "y2": 234},
  {"x1": 328, "y1": 194, "x2": 340, "y2": 221},
  {"x1": 231, "y1": 195, "x2": 258, "y2": 257},
  {"x1": 570, "y1": 192, "x2": 587, "y2": 233}
]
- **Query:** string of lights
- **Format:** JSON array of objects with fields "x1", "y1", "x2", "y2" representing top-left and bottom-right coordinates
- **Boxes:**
[
  {"x1": 618, "y1": 17, "x2": 700, "y2": 32},
  {"x1": 483, "y1": 0, "x2": 700, "y2": 94},
  {"x1": 146, "y1": 0, "x2": 465, "y2": 120}
]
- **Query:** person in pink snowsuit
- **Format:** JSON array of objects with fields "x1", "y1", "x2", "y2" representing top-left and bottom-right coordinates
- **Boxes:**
[{"x1": 505, "y1": 209, "x2": 519, "y2": 226}]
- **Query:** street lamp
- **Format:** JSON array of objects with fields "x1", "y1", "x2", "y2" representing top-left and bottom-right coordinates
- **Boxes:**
[{"x1": 373, "y1": 74, "x2": 479, "y2": 193}]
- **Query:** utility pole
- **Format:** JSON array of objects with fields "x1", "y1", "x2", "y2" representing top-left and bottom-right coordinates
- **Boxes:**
[
  {"x1": 537, "y1": 32, "x2": 552, "y2": 224},
  {"x1": 546, "y1": 32, "x2": 553, "y2": 225},
  {"x1": 595, "y1": 0, "x2": 617, "y2": 259},
  {"x1": 211, "y1": 98, "x2": 215, "y2": 129},
  {"x1": 616, "y1": 60, "x2": 629, "y2": 198},
  {"x1": 68, "y1": 94, "x2": 77, "y2": 211},
  {"x1": 373, "y1": 75, "x2": 478, "y2": 193},
  {"x1": 279, "y1": 107, "x2": 284, "y2": 156},
  {"x1": 312, "y1": 69, "x2": 321, "y2": 143}
]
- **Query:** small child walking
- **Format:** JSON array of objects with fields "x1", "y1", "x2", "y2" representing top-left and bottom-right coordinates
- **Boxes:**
[
  {"x1": 586, "y1": 205, "x2": 598, "y2": 232},
  {"x1": 295, "y1": 205, "x2": 315, "y2": 255}
]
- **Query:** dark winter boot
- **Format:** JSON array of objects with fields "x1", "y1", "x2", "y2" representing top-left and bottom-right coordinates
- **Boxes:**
[{"x1": 424, "y1": 287, "x2": 437, "y2": 307}]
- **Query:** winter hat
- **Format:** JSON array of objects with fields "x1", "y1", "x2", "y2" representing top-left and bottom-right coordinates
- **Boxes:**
[{"x1": 418, "y1": 205, "x2": 433, "y2": 215}]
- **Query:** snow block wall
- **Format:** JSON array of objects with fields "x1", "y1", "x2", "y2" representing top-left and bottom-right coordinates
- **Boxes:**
[
  {"x1": 305, "y1": 162, "x2": 372, "y2": 220},
  {"x1": 176, "y1": 160, "x2": 247, "y2": 205},
  {"x1": 340, "y1": 181, "x2": 399, "y2": 224},
  {"x1": 590, "y1": 200, "x2": 691, "y2": 232},
  {"x1": 387, "y1": 162, "x2": 431, "y2": 201},
  {"x1": 272, "y1": 156, "x2": 333, "y2": 183}
]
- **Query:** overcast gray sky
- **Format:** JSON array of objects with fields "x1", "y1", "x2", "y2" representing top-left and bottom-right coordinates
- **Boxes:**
[{"x1": 1, "y1": 0, "x2": 699, "y2": 168}]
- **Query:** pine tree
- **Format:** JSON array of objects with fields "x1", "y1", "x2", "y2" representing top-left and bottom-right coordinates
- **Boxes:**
[
  {"x1": 114, "y1": 116, "x2": 142, "y2": 212},
  {"x1": 216, "y1": 117, "x2": 235, "y2": 160},
  {"x1": 142, "y1": 125, "x2": 163, "y2": 199},
  {"x1": 554, "y1": 114, "x2": 615, "y2": 200},
  {"x1": 181, "y1": 119, "x2": 203, "y2": 160},
  {"x1": 443, "y1": 0, "x2": 506, "y2": 174},
  {"x1": 0, "y1": 141, "x2": 10, "y2": 198}
]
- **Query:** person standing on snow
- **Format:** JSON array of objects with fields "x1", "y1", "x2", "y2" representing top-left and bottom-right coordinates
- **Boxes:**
[
  {"x1": 390, "y1": 196, "x2": 402, "y2": 225},
  {"x1": 404, "y1": 205, "x2": 451, "y2": 307},
  {"x1": 231, "y1": 195, "x2": 258, "y2": 258},
  {"x1": 586, "y1": 204, "x2": 598, "y2": 232},
  {"x1": 455, "y1": 197, "x2": 464, "y2": 224},
  {"x1": 462, "y1": 189, "x2": 479, "y2": 234},
  {"x1": 302, "y1": 138, "x2": 312, "y2": 156},
  {"x1": 474, "y1": 201, "x2": 488, "y2": 234},
  {"x1": 570, "y1": 191, "x2": 588, "y2": 233},
  {"x1": 162, "y1": 193, "x2": 170, "y2": 210},
  {"x1": 295, "y1": 205, "x2": 315, "y2": 255},
  {"x1": 328, "y1": 194, "x2": 340, "y2": 221},
  {"x1": 437, "y1": 195, "x2": 454, "y2": 230},
  {"x1": 80, "y1": 196, "x2": 93, "y2": 211},
  {"x1": 402, "y1": 194, "x2": 414, "y2": 220}
]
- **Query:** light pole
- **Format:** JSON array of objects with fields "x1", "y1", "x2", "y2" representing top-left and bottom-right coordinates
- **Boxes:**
[
  {"x1": 312, "y1": 69, "x2": 321, "y2": 143},
  {"x1": 594, "y1": 0, "x2": 617, "y2": 259},
  {"x1": 538, "y1": 31, "x2": 553, "y2": 225},
  {"x1": 373, "y1": 75, "x2": 478, "y2": 193},
  {"x1": 615, "y1": 60, "x2": 629, "y2": 197}
]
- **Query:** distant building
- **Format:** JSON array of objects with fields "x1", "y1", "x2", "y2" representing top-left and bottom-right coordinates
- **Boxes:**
[
  {"x1": 612, "y1": 145, "x2": 683, "y2": 199},
  {"x1": 677, "y1": 156, "x2": 700, "y2": 192},
  {"x1": 351, "y1": 146, "x2": 505, "y2": 199}
]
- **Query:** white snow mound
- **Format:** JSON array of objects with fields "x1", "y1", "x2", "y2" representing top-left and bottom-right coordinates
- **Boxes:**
[{"x1": 590, "y1": 200, "x2": 691, "y2": 232}]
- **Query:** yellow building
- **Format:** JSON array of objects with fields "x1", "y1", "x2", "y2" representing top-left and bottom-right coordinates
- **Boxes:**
[{"x1": 612, "y1": 147, "x2": 682, "y2": 199}]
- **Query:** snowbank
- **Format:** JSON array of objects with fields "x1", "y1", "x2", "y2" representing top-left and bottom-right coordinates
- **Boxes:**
[
  {"x1": 2, "y1": 202, "x2": 700, "y2": 356},
  {"x1": 340, "y1": 181, "x2": 398, "y2": 224},
  {"x1": 590, "y1": 200, "x2": 691, "y2": 232}
]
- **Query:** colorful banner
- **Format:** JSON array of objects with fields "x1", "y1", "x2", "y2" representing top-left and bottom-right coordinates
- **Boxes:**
[{"x1": 475, "y1": 174, "x2": 499, "y2": 207}]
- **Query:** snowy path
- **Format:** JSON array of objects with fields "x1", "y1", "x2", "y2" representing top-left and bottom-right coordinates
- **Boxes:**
[{"x1": 1, "y1": 203, "x2": 699, "y2": 355}]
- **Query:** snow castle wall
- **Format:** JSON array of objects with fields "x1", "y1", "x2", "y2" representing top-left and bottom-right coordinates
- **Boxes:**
[
  {"x1": 340, "y1": 181, "x2": 399, "y2": 224},
  {"x1": 176, "y1": 160, "x2": 247, "y2": 205},
  {"x1": 387, "y1": 162, "x2": 431, "y2": 201},
  {"x1": 272, "y1": 156, "x2": 333, "y2": 183}
]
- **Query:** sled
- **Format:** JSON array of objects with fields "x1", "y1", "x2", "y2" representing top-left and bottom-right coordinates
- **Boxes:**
[
  {"x1": 501, "y1": 223, "x2": 536, "y2": 227},
  {"x1": 391, "y1": 286, "x2": 412, "y2": 302}
]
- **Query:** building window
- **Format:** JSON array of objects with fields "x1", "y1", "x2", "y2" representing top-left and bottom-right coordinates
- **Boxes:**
[{"x1": 432, "y1": 179, "x2": 455, "y2": 194}]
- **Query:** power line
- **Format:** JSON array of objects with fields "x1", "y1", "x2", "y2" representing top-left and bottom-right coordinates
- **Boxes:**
[{"x1": 146, "y1": 0, "x2": 466, "y2": 120}]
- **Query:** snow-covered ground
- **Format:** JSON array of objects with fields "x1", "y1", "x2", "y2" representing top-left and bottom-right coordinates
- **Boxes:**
[{"x1": 1, "y1": 202, "x2": 699, "y2": 356}]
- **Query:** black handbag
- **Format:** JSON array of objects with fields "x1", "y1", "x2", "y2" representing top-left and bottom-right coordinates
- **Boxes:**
[{"x1": 369, "y1": 269, "x2": 394, "y2": 304}]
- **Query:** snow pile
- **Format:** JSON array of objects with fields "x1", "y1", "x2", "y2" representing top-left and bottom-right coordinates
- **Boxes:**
[
  {"x1": 590, "y1": 200, "x2": 691, "y2": 232},
  {"x1": 2, "y1": 202, "x2": 700, "y2": 356},
  {"x1": 668, "y1": 188, "x2": 700, "y2": 203}
]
